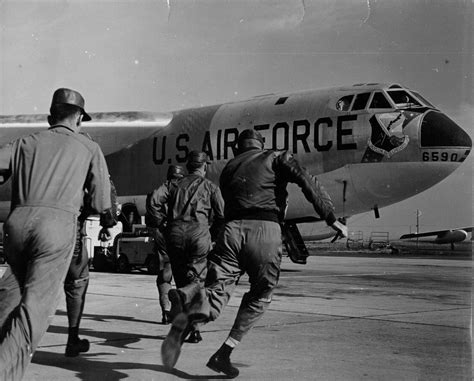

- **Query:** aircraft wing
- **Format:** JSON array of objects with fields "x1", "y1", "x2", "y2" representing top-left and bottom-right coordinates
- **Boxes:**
[
  {"x1": 302, "y1": 231, "x2": 337, "y2": 241},
  {"x1": 0, "y1": 111, "x2": 172, "y2": 155}
]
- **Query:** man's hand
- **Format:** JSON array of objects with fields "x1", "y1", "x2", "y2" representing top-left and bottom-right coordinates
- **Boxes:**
[
  {"x1": 330, "y1": 219, "x2": 348, "y2": 240},
  {"x1": 99, "y1": 227, "x2": 112, "y2": 242}
]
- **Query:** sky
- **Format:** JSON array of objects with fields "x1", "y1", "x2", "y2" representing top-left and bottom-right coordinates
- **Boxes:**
[{"x1": 0, "y1": 0, "x2": 472, "y2": 239}]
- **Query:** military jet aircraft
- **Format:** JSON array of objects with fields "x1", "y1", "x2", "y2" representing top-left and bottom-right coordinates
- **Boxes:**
[
  {"x1": 400, "y1": 227, "x2": 473, "y2": 250},
  {"x1": 0, "y1": 83, "x2": 471, "y2": 263}
]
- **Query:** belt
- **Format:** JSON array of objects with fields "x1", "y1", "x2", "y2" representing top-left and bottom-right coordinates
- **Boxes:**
[{"x1": 226, "y1": 208, "x2": 280, "y2": 223}]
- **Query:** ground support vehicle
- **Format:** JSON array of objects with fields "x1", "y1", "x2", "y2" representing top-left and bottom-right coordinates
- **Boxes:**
[{"x1": 85, "y1": 217, "x2": 158, "y2": 274}]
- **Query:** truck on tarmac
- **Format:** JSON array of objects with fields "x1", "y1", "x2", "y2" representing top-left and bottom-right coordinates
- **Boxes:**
[{"x1": 84, "y1": 214, "x2": 158, "y2": 274}]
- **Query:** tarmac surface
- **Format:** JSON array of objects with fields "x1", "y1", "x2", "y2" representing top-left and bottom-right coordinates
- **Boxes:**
[{"x1": 15, "y1": 250, "x2": 473, "y2": 380}]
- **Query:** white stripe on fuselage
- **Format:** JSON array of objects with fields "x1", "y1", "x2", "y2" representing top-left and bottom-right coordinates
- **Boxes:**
[{"x1": 1, "y1": 121, "x2": 170, "y2": 128}]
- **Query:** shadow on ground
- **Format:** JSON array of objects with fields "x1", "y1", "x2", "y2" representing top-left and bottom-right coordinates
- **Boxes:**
[{"x1": 32, "y1": 349, "x2": 229, "y2": 380}]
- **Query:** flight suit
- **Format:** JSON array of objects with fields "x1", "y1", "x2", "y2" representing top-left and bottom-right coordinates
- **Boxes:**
[
  {"x1": 190, "y1": 148, "x2": 337, "y2": 342},
  {"x1": 0, "y1": 125, "x2": 113, "y2": 380},
  {"x1": 155, "y1": 173, "x2": 224, "y2": 298}
]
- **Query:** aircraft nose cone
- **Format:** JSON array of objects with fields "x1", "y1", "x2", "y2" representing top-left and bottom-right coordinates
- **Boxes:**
[{"x1": 420, "y1": 111, "x2": 472, "y2": 149}]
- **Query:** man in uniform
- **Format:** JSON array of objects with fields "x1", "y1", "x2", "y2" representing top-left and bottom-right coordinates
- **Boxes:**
[
  {"x1": 161, "y1": 129, "x2": 347, "y2": 378},
  {"x1": 64, "y1": 180, "x2": 118, "y2": 357},
  {"x1": 155, "y1": 151, "x2": 224, "y2": 344},
  {"x1": 0, "y1": 88, "x2": 115, "y2": 380},
  {"x1": 146, "y1": 165, "x2": 185, "y2": 324}
]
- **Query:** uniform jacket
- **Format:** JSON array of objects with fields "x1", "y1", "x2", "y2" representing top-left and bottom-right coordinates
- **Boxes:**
[
  {"x1": 0, "y1": 125, "x2": 114, "y2": 226},
  {"x1": 149, "y1": 172, "x2": 225, "y2": 237},
  {"x1": 219, "y1": 147, "x2": 336, "y2": 225},
  {"x1": 146, "y1": 179, "x2": 178, "y2": 229}
]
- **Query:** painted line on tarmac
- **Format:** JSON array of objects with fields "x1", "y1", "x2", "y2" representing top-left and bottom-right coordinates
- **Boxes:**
[
  {"x1": 279, "y1": 272, "x2": 412, "y2": 278},
  {"x1": 258, "y1": 306, "x2": 470, "y2": 330}
]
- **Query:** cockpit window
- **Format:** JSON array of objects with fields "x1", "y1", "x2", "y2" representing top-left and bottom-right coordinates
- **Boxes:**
[
  {"x1": 411, "y1": 91, "x2": 435, "y2": 108},
  {"x1": 352, "y1": 92, "x2": 371, "y2": 111},
  {"x1": 387, "y1": 90, "x2": 421, "y2": 107},
  {"x1": 369, "y1": 92, "x2": 392, "y2": 109},
  {"x1": 336, "y1": 95, "x2": 353, "y2": 111}
]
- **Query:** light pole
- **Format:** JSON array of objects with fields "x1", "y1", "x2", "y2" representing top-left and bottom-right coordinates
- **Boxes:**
[{"x1": 416, "y1": 209, "x2": 422, "y2": 249}]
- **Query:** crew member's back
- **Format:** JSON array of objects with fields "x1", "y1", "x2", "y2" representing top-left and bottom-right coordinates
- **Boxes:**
[{"x1": 7, "y1": 128, "x2": 110, "y2": 214}]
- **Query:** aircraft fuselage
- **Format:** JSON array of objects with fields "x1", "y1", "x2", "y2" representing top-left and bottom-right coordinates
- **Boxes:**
[
  {"x1": 0, "y1": 83, "x2": 471, "y2": 224},
  {"x1": 104, "y1": 84, "x2": 471, "y2": 221}
]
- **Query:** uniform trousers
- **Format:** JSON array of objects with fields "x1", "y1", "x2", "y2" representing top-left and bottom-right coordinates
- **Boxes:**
[
  {"x1": 64, "y1": 221, "x2": 89, "y2": 330},
  {"x1": 150, "y1": 228, "x2": 172, "y2": 314},
  {"x1": 186, "y1": 219, "x2": 282, "y2": 342},
  {"x1": 166, "y1": 222, "x2": 211, "y2": 290},
  {"x1": 0, "y1": 207, "x2": 77, "y2": 380},
  {"x1": 166, "y1": 222, "x2": 212, "y2": 333}
]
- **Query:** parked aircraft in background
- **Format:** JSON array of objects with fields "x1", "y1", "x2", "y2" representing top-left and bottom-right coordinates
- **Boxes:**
[
  {"x1": 0, "y1": 83, "x2": 471, "y2": 263},
  {"x1": 400, "y1": 227, "x2": 473, "y2": 250}
]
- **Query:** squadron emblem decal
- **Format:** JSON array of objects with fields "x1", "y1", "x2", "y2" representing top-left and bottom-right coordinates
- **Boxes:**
[{"x1": 362, "y1": 112, "x2": 409, "y2": 162}]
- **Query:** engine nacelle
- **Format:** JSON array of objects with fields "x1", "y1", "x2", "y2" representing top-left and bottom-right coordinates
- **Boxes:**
[{"x1": 434, "y1": 230, "x2": 468, "y2": 244}]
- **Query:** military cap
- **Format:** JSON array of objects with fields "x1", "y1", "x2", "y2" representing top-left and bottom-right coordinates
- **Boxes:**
[
  {"x1": 50, "y1": 88, "x2": 91, "y2": 121},
  {"x1": 187, "y1": 150, "x2": 211, "y2": 164},
  {"x1": 238, "y1": 129, "x2": 264, "y2": 146},
  {"x1": 167, "y1": 165, "x2": 185, "y2": 180}
]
